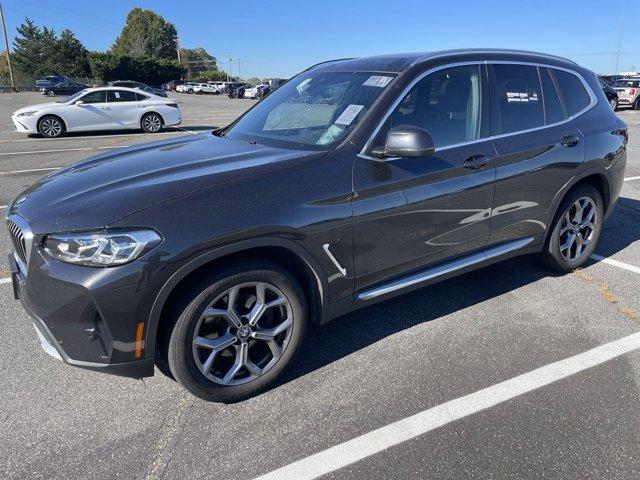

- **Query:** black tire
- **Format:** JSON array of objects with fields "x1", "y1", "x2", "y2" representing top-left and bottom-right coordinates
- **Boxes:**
[
  {"x1": 634, "y1": 98, "x2": 640, "y2": 110},
  {"x1": 609, "y1": 97, "x2": 618, "y2": 110},
  {"x1": 167, "y1": 261, "x2": 307, "y2": 402},
  {"x1": 140, "y1": 112, "x2": 164, "y2": 133},
  {"x1": 37, "y1": 115, "x2": 64, "y2": 138},
  {"x1": 538, "y1": 184, "x2": 603, "y2": 272},
  {"x1": 47, "y1": 90, "x2": 55, "y2": 97}
]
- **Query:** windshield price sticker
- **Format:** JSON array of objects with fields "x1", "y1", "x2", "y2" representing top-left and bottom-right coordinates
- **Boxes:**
[
  {"x1": 335, "y1": 104, "x2": 365, "y2": 125},
  {"x1": 363, "y1": 76, "x2": 393, "y2": 88}
]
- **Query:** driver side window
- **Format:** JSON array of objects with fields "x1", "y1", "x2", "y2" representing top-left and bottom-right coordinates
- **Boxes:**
[
  {"x1": 373, "y1": 64, "x2": 482, "y2": 149},
  {"x1": 80, "y1": 91, "x2": 107, "y2": 104}
]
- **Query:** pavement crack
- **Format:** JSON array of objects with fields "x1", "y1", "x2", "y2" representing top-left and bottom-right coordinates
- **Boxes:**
[{"x1": 144, "y1": 395, "x2": 196, "y2": 480}]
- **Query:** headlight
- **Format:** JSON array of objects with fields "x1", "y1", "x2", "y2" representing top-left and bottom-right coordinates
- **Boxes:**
[
  {"x1": 44, "y1": 229, "x2": 162, "y2": 267},
  {"x1": 17, "y1": 111, "x2": 37, "y2": 117}
]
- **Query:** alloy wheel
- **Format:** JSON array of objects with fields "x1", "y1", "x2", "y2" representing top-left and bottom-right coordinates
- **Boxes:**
[
  {"x1": 192, "y1": 282, "x2": 293, "y2": 385},
  {"x1": 47, "y1": 90, "x2": 55, "y2": 97},
  {"x1": 40, "y1": 118, "x2": 62, "y2": 137},
  {"x1": 142, "y1": 114, "x2": 162, "y2": 132},
  {"x1": 559, "y1": 196, "x2": 597, "y2": 261},
  {"x1": 609, "y1": 98, "x2": 617, "y2": 109}
]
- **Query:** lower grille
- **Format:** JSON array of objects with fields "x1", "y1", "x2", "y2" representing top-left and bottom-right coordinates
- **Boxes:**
[{"x1": 7, "y1": 219, "x2": 27, "y2": 264}]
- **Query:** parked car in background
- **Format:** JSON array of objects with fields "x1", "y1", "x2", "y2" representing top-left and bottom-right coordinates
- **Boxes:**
[
  {"x1": 35, "y1": 75, "x2": 69, "y2": 88},
  {"x1": 161, "y1": 80, "x2": 184, "y2": 91},
  {"x1": 193, "y1": 83, "x2": 218, "y2": 94},
  {"x1": 598, "y1": 76, "x2": 619, "y2": 110},
  {"x1": 6, "y1": 50, "x2": 627, "y2": 402},
  {"x1": 107, "y1": 80, "x2": 168, "y2": 98},
  {"x1": 244, "y1": 84, "x2": 270, "y2": 99},
  {"x1": 177, "y1": 82, "x2": 198, "y2": 94},
  {"x1": 613, "y1": 78, "x2": 640, "y2": 109},
  {"x1": 40, "y1": 82, "x2": 87, "y2": 97},
  {"x1": 222, "y1": 82, "x2": 248, "y2": 95},
  {"x1": 601, "y1": 74, "x2": 625, "y2": 85},
  {"x1": 12, "y1": 87, "x2": 181, "y2": 138},
  {"x1": 228, "y1": 83, "x2": 253, "y2": 98}
]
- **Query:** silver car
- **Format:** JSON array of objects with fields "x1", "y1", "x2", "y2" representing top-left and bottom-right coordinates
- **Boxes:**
[{"x1": 613, "y1": 78, "x2": 640, "y2": 109}]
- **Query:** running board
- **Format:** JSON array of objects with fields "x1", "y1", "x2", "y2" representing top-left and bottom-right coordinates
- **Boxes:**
[{"x1": 357, "y1": 237, "x2": 534, "y2": 301}]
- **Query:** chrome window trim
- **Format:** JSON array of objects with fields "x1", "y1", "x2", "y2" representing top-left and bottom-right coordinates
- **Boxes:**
[{"x1": 358, "y1": 60, "x2": 598, "y2": 161}]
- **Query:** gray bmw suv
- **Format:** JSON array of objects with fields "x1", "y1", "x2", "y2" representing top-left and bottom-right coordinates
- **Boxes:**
[{"x1": 7, "y1": 49, "x2": 627, "y2": 402}]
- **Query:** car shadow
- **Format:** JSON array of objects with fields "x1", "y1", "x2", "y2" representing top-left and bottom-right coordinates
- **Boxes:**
[
  {"x1": 25, "y1": 125, "x2": 218, "y2": 139},
  {"x1": 274, "y1": 195, "x2": 640, "y2": 390}
]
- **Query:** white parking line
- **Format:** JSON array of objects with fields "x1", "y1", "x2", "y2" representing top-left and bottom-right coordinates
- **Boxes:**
[
  {"x1": 0, "y1": 166, "x2": 61, "y2": 175},
  {"x1": 255, "y1": 331, "x2": 640, "y2": 480},
  {"x1": 0, "y1": 205, "x2": 6, "y2": 209},
  {"x1": 0, "y1": 277, "x2": 11, "y2": 285},
  {"x1": 590, "y1": 254, "x2": 640, "y2": 274},
  {"x1": 625, "y1": 176, "x2": 640, "y2": 182}
]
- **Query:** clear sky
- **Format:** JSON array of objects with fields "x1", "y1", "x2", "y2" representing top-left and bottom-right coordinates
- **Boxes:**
[{"x1": 2, "y1": 0, "x2": 638, "y2": 78}]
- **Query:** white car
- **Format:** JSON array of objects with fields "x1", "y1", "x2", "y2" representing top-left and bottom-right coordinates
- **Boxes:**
[
  {"x1": 192, "y1": 83, "x2": 217, "y2": 95},
  {"x1": 177, "y1": 82, "x2": 198, "y2": 94},
  {"x1": 244, "y1": 84, "x2": 269, "y2": 99},
  {"x1": 11, "y1": 87, "x2": 182, "y2": 138}
]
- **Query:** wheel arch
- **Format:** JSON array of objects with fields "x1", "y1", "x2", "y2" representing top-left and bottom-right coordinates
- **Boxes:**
[
  {"x1": 140, "y1": 110, "x2": 165, "y2": 129},
  {"x1": 146, "y1": 238, "x2": 327, "y2": 361},
  {"x1": 37, "y1": 113, "x2": 67, "y2": 133}
]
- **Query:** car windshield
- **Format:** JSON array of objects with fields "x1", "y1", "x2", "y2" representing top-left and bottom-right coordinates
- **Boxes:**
[
  {"x1": 225, "y1": 71, "x2": 396, "y2": 150},
  {"x1": 58, "y1": 90, "x2": 87, "y2": 103}
]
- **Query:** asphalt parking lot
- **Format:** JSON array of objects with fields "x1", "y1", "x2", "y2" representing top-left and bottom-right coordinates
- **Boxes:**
[{"x1": 0, "y1": 92, "x2": 639, "y2": 480}]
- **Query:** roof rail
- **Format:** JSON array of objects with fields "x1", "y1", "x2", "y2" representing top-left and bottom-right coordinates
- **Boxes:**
[{"x1": 412, "y1": 49, "x2": 578, "y2": 67}]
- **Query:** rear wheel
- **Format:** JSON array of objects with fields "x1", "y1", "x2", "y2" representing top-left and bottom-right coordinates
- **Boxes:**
[
  {"x1": 47, "y1": 90, "x2": 55, "y2": 97},
  {"x1": 141, "y1": 112, "x2": 163, "y2": 133},
  {"x1": 38, "y1": 116, "x2": 64, "y2": 138},
  {"x1": 634, "y1": 98, "x2": 640, "y2": 110},
  {"x1": 609, "y1": 97, "x2": 618, "y2": 110},
  {"x1": 538, "y1": 184, "x2": 603, "y2": 272},
  {"x1": 167, "y1": 262, "x2": 307, "y2": 402}
]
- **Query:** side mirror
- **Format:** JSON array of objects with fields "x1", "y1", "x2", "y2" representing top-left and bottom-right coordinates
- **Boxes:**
[
  {"x1": 371, "y1": 124, "x2": 435, "y2": 159},
  {"x1": 74, "y1": 100, "x2": 84, "y2": 106}
]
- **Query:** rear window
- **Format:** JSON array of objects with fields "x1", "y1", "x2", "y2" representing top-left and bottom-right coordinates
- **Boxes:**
[
  {"x1": 493, "y1": 64, "x2": 544, "y2": 134},
  {"x1": 551, "y1": 69, "x2": 591, "y2": 116}
]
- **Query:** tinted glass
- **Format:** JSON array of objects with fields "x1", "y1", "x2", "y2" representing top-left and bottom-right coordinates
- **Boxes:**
[
  {"x1": 226, "y1": 71, "x2": 395, "y2": 150},
  {"x1": 107, "y1": 90, "x2": 137, "y2": 102},
  {"x1": 376, "y1": 64, "x2": 482, "y2": 148},
  {"x1": 614, "y1": 80, "x2": 640, "y2": 88},
  {"x1": 135, "y1": 92, "x2": 149, "y2": 101},
  {"x1": 80, "y1": 91, "x2": 106, "y2": 103},
  {"x1": 540, "y1": 68, "x2": 565, "y2": 124},
  {"x1": 552, "y1": 69, "x2": 591, "y2": 116},
  {"x1": 493, "y1": 64, "x2": 544, "y2": 134}
]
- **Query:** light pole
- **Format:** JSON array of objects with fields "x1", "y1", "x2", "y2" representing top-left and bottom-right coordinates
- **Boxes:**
[
  {"x1": 227, "y1": 52, "x2": 232, "y2": 82},
  {"x1": 0, "y1": 1, "x2": 16, "y2": 92},
  {"x1": 614, "y1": 0, "x2": 626, "y2": 74}
]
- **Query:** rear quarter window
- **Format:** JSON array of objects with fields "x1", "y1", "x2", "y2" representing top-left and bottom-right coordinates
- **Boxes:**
[{"x1": 551, "y1": 69, "x2": 592, "y2": 116}]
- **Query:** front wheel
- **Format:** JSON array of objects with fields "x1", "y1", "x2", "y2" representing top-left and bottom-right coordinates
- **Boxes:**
[
  {"x1": 167, "y1": 262, "x2": 307, "y2": 402},
  {"x1": 38, "y1": 116, "x2": 64, "y2": 138},
  {"x1": 538, "y1": 184, "x2": 603, "y2": 272},
  {"x1": 609, "y1": 97, "x2": 618, "y2": 110},
  {"x1": 47, "y1": 90, "x2": 55, "y2": 97},
  {"x1": 141, "y1": 112, "x2": 163, "y2": 133},
  {"x1": 634, "y1": 98, "x2": 640, "y2": 110}
]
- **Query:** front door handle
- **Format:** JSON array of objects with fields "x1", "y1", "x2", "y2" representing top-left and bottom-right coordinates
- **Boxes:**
[
  {"x1": 560, "y1": 135, "x2": 580, "y2": 147},
  {"x1": 463, "y1": 154, "x2": 489, "y2": 170}
]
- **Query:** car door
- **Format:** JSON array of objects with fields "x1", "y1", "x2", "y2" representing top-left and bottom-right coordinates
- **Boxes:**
[
  {"x1": 487, "y1": 63, "x2": 588, "y2": 246},
  {"x1": 107, "y1": 90, "x2": 142, "y2": 129},
  {"x1": 65, "y1": 90, "x2": 112, "y2": 131},
  {"x1": 353, "y1": 63, "x2": 496, "y2": 291}
]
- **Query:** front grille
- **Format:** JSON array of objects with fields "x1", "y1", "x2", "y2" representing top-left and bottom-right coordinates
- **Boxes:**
[{"x1": 7, "y1": 219, "x2": 27, "y2": 264}]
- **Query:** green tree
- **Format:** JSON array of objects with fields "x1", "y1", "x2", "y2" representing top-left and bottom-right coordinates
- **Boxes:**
[
  {"x1": 180, "y1": 47, "x2": 217, "y2": 77},
  {"x1": 89, "y1": 52, "x2": 185, "y2": 84},
  {"x1": 58, "y1": 30, "x2": 91, "y2": 77},
  {"x1": 111, "y1": 8, "x2": 178, "y2": 60},
  {"x1": 12, "y1": 18, "x2": 43, "y2": 77},
  {"x1": 195, "y1": 69, "x2": 228, "y2": 82},
  {"x1": 40, "y1": 26, "x2": 59, "y2": 74}
]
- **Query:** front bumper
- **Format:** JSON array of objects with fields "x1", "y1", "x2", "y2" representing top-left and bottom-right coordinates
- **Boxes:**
[
  {"x1": 8, "y1": 239, "x2": 163, "y2": 379},
  {"x1": 11, "y1": 115, "x2": 37, "y2": 133}
]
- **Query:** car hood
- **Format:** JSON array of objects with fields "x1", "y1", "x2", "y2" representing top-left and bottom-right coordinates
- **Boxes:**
[
  {"x1": 13, "y1": 102, "x2": 63, "y2": 115},
  {"x1": 9, "y1": 133, "x2": 325, "y2": 233}
]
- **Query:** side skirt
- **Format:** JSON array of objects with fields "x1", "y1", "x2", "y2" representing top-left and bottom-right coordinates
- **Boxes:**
[{"x1": 357, "y1": 237, "x2": 535, "y2": 301}]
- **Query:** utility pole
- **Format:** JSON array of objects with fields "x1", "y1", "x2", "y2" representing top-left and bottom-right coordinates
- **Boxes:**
[
  {"x1": 238, "y1": 58, "x2": 241, "y2": 80},
  {"x1": 176, "y1": 36, "x2": 181, "y2": 63},
  {"x1": 0, "y1": 1, "x2": 16, "y2": 92},
  {"x1": 614, "y1": 0, "x2": 626, "y2": 74},
  {"x1": 227, "y1": 52, "x2": 232, "y2": 82}
]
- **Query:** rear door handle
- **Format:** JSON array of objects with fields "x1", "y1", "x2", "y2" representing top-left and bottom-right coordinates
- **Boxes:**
[
  {"x1": 463, "y1": 154, "x2": 489, "y2": 170},
  {"x1": 560, "y1": 135, "x2": 580, "y2": 147}
]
